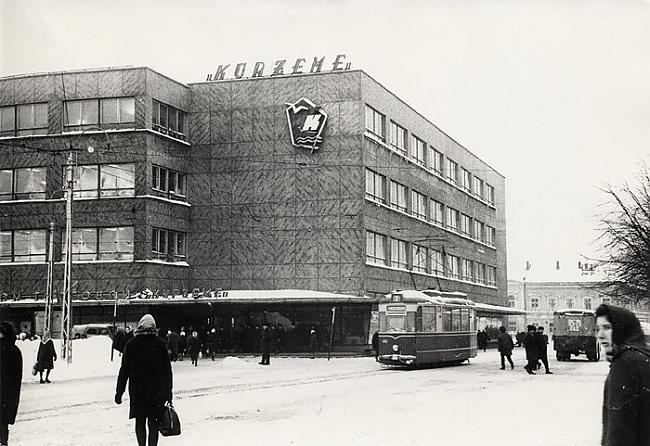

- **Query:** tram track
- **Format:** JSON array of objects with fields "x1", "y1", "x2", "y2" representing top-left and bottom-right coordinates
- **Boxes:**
[{"x1": 17, "y1": 367, "x2": 400, "y2": 422}]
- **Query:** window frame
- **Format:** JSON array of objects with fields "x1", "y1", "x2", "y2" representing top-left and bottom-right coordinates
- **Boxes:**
[
  {"x1": 0, "y1": 167, "x2": 47, "y2": 201},
  {"x1": 0, "y1": 229, "x2": 47, "y2": 263},
  {"x1": 446, "y1": 158, "x2": 458, "y2": 184},
  {"x1": 366, "y1": 231, "x2": 387, "y2": 265},
  {"x1": 70, "y1": 163, "x2": 135, "y2": 199},
  {"x1": 69, "y1": 226, "x2": 134, "y2": 261},
  {"x1": 64, "y1": 97, "x2": 136, "y2": 130},
  {"x1": 152, "y1": 165, "x2": 187, "y2": 200},
  {"x1": 365, "y1": 105, "x2": 386, "y2": 140},
  {"x1": 152, "y1": 99, "x2": 187, "y2": 140},
  {"x1": 409, "y1": 134, "x2": 426, "y2": 166},
  {"x1": 389, "y1": 180, "x2": 408, "y2": 213},
  {"x1": 411, "y1": 190, "x2": 427, "y2": 220},
  {"x1": 391, "y1": 238, "x2": 408, "y2": 270},
  {"x1": 0, "y1": 103, "x2": 48, "y2": 137},
  {"x1": 365, "y1": 168, "x2": 386, "y2": 204},
  {"x1": 389, "y1": 121, "x2": 407, "y2": 155}
]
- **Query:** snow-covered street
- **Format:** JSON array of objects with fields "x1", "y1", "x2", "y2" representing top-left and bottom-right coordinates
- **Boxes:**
[{"x1": 12, "y1": 338, "x2": 607, "y2": 446}]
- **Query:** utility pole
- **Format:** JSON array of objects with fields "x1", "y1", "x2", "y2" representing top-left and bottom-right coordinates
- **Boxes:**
[
  {"x1": 61, "y1": 152, "x2": 74, "y2": 363},
  {"x1": 44, "y1": 221, "x2": 55, "y2": 334}
]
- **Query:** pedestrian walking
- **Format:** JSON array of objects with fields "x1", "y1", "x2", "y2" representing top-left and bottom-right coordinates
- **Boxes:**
[
  {"x1": 534, "y1": 326, "x2": 553, "y2": 374},
  {"x1": 522, "y1": 325, "x2": 538, "y2": 375},
  {"x1": 35, "y1": 330, "x2": 57, "y2": 383},
  {"x1": 124, "y1": 325, "x2": 134, "y2": 344},
  {"x1": 178, "y1": 329, "x2": 186, "y2": 360},
  {"x1": 187, "y1": 331, "x2": 201, "y2": 366},
  {"x1": 596, "y1": 303, "x2": 650, "y2": 446},
  {"x1": 208, "y1": 328, "x2": 218, "y2": 361},
  {"x1": 115, "y1": 314, "x2": 173, "y2": 446},
  {"x1": 309, "y1": 327, "x2": 318, "y2": 359},
  {"x1": 1, "y1": 321, "x2": 22, "y2": 446},
  {"x1": 477, "y1": 330, "x2": 488, "y2": 352},
  {"x1": 371, "y1": 331, "x2": 379, "y2": 361},
  {"x1": 496, "y1": 326, "x2": 514, "y2": 370},
  {"x1": 166, "y1": 330, "x2": 180, "y2": 362},
  {"x1": 259, "y1": 323, "x2": 272, "y2": 365}
]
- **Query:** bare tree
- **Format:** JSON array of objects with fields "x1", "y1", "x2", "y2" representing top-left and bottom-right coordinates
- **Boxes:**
[{"x1": 593, "y1": 167, "x2": 650, "y2": 304}]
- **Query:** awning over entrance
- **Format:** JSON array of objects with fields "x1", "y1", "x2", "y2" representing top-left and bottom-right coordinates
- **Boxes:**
[{"x1": 473, "y1": 302, "x2": 527, "y2": 316}]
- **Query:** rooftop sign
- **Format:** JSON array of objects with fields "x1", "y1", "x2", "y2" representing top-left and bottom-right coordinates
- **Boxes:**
[{"x1": 206, "y1": 54, "x2": 351, "y2": 81}]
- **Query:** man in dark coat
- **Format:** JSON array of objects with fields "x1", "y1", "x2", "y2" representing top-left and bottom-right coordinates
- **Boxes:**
[
  {"x1": 522, "y1": 325, "x2": 538, "y2": 375},
  {"x1": 186, "y1": 330, "x2": 201, "y2": 367},
  {"x1": 0, "y1": 321, "x2": 22, "y2": 446},
  {"x1": 207, "y1": 328, "x2": 218, "y2": 361},
  {"x1": 166, "y1": 330, "x2": 180, "y2": 362},
  {"x1": 309, "y1": 327, "x2": 318, "y2": 359},
  {"x1": 115, "y1": 314, "x2": 172, "y2": 446},
  {"x1": 534, "y1": 326, "x2": 553, "y2": 374},
  {"x1": 371, "y1": 331, "x2": 379, "y2": 361},
  {"x1": 259, "y1": 323, "x2": 272, "y2": 365},
  {"x1": 477, "y1": 330, "x2": 488, "y2": 352},
  {"x1": 596, "y1": 304, "x2": 650, "y2": 446},
  {"x1": 496, "y1": 326, "x2": 514, "y2": 370},
  {"x1": 112, "y1": 328, "x2": 127, "y2": 354}
]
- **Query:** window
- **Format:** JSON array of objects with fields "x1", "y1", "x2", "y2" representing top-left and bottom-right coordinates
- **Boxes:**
[
  {"x1": 152, "y1": 165, "x2": 186, "y2": 199},
  {"x1": 461, "y1": 169, "x2": 472, "y2": 192},
  {"x1": 446, "y1": 254, "x2": 460, "y2": 279},
  {"x1": 473, "y1": 220, "x2": 484, "y2": 242},
  {"x1": 420, "y1": 306, "x2": 436, "y2": 332},
  {"x1": 531, "y1": 298, "x2": 539, "y2": 309},
  {"x1": 601, "y1": 298, "x2": 611, "y2": 305},
  {"x1": 476, "y1": 263, "x2": 486, "y2": 284},
  {"x1": 446, "y1": 207, "x2": 459, "y2": 231},
  {"x1": 430, "y1": 249, "x2": 444, "y2": 276},
  {"x1": 410, "y1": 135, "x2": 426, "y2": 165},
  {"x1": 548, "y1": 298, "x2": 556, "y2": 311},
  {"x1": 428, "y1": 147, "x2": 443, "y2": 174},
  {"x1": 390, "y1": 180, "x2": 407, "y2": 212},
  {"x1": 152, "y1": 228, "x2": 186, "y2": 262},
  {"x1": 462, "y1": 259, "x2": 474, "y2": 281},
  {"x1": 446, "y1": 158, "x2": 458, "y2": 184},
  {"x1": 566, "y1": 298, "x2": 574, "y2": 309},
  {"x1": 584, "y1": 298, "x2": 592, "y2": 310},
  {"x1": 412, "y1": 244, "x2": 427, "y2": 273},
  {"x1": 460, "y1": 214, "x2": 472, "y2": 237},
  {"x1": 70, "y1": 226, "x2": 134, "y2": 261},
  {"x1": 365, "y1": 169, "x2": 386, "y2": 203},
  {"x1": 0, "y1": 167, "x2": 46, "y2": 200},
  {"x1": 429, "y1": 199, "x2": 444, "y2": 225},
  {"x1": 486, "y1": 266, "x2": 496, "y2": 286},
  {"x1": 365, "y1": 105, "x2": 385, "y2": 140},
  {"x1": 389, "y1": 121, "x2": 407, "y2": 155},
  {"x1": 0, "y1": 103, "x2": 48, "y2": 136},
  {"x1": 366, "y1": 231, "x2": 386, "y2": 265},
  {"x1": 411, "y1": 190, "x2": 427, "y2": 219},
  {"x1": 391, "y1": 238, "x2": 408, "y2": 269},
  {"x1": 508, "y1": 295, "x2": 516, "y2": 307},
  {"x1": 71, "y1": 164, "x2": 135, "y2": 198},
  {"x1": 473, "y1": 177, "x2": 484, "y2": 199},
  {"x1": 152, "y1": 99, "x2": 187, "y2": 140},
  {"x1": 64, "y1": 97, "x2": 135, "y2": 129},
  {"x1": 0, "y1": 229, "x2": 47, "y2": 263},
  {"x1": 486, "y1": 184, "x2": 495, "y2": 205},
  {"x1": 485, "y1": 225, "x2": 496, "y2": 246}
]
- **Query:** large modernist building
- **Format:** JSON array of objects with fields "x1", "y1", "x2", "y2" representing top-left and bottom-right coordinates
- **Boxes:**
[{"x1": 0, "y1": 65, "x2": 508, "y2": 348}]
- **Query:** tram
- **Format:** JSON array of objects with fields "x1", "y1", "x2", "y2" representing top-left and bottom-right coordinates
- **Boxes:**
[{"x1": 377, "y1": 289, "x2": 478, "y2": 367}]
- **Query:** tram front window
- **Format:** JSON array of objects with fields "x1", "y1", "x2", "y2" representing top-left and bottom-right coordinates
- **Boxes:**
[{"x1": 387, "y1": 314, "x2": 405, "y2": 331}]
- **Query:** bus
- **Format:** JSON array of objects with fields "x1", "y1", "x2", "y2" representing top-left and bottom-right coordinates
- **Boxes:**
[
  {"x1": 552, "y1": 309, "x2": 600, "y2": 361},
  {"x1": 377, "y1": 289, "x2": 478, "y2": 367}
]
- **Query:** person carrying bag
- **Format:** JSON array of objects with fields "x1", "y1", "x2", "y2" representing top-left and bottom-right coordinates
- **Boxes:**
[{"x1": 158, "y1": 401, "x2": 181, "y2": 437}]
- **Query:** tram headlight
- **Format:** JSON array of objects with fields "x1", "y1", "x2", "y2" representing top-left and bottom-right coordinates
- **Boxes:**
[{"x1": 392, "y1": 344, "x2": 399, "y2": 352}]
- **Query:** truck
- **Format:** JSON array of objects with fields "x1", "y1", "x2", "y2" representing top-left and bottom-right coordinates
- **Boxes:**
[{"x1": 552, "y1": 309, "x2": 600, "y2": 362}]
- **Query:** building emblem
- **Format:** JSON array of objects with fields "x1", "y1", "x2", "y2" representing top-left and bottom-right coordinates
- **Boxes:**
[{"x1": 285, "y1": 98, "x2": 328, "y2": 152}]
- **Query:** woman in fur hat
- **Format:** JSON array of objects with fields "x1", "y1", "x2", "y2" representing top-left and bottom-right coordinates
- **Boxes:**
[
  {"x1": 115, "y1": 314, "x2": 173, "y2": 446},
  {"x1": 35, "y1": 330, "x2": 56, "y2": 383}
]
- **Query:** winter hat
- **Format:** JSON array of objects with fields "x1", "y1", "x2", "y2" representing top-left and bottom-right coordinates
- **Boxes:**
[
  {"x1": 137, "y1": 314, "x2": 156, "y2": 330},
  {"x1": 0, "y1": 321, "x2": 17, "y2": 344}
]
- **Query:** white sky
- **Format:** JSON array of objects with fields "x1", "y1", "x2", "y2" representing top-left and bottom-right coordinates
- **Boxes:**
[{"x1": 2, "y1": 0, "x2": 649, "y2": 280}]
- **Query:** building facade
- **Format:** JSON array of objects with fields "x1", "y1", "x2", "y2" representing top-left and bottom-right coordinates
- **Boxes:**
[{"x1": 0, "y1": 66, "x2": 507, "y2": 347}]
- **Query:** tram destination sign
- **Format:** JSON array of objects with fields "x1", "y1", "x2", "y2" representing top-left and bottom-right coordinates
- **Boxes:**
[{"x1": 205, "y1": 54, "x2": 351, "y2": 81}]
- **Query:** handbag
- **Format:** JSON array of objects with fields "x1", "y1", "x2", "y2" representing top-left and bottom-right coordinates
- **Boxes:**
[
  {"x1": 32, "y1": 362, "x2": 39, "y2": 376},
  {"x1": 158, "y1": 401, "x2": 181, "y2": 437}
]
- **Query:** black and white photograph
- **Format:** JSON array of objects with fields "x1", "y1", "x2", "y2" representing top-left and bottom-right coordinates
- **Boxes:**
[{"x1": 1, "y1": 0, "x2": 649, "y2": 445}]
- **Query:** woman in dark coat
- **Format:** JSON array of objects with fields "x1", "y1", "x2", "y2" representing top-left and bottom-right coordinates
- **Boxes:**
[
  {"x1": 596, "y1": 304, "x2": 650, "y2": 446},
  {"x1": 1, "y1": 321, "x2": 22, "y2": 446},
  {"x1": 36, "y1": 330, "x2": 57, "y2": 383},
  {"x1": 115, "y1": 314, "x2": 173, "y2": 446}
]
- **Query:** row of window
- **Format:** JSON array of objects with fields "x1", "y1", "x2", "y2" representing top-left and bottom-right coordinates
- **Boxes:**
[
  {"x1": 366, "y1": 231, "x2": 497, "y2": 286},
  {"x1": 365, "y1": 105, "x2": 495, "y2": 206},
  {"x1": 507, "y1": 295, "x2": 611, "y2": 310},
  {"x1": 366, "y1": 169, "x2": 496, "y2": 246},
  {"x1": 0, "y1": 97, "x2": 186, "y2": 140},
  {"x1": 0, "y1": 227, "x2": 186, "y2": 263},
  {"x1": 0, "y1": 164, "x2": 185, "y2": 201}
]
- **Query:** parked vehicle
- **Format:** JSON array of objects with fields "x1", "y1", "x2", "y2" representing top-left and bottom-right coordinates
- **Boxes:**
[
  {"x1": 377, "y1": 289, "x2": 477, "y2": 367},
  {"x1": 552, "y1": 309, "x2": 600, "y2": 361},
  {"x1": 71, "y1": 323, "x2": 115, "y2": 339}
]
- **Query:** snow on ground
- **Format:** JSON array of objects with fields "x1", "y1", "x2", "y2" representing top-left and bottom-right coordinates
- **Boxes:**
[{"x1": 11, "y1": 339, "x2": 608, "y2": 446}]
